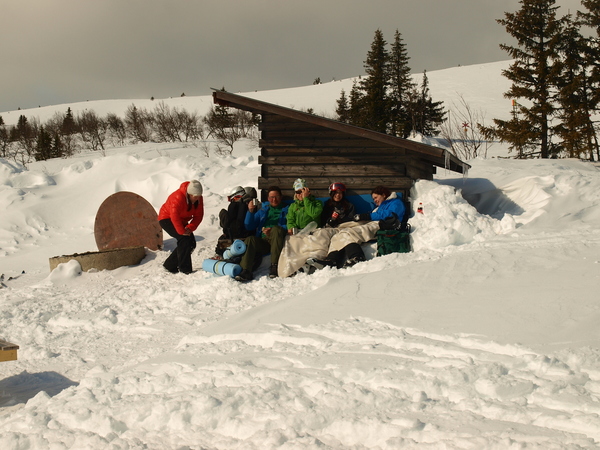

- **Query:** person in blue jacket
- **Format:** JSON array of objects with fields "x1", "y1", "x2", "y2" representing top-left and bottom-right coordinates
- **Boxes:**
[
  {"x1": 235, "y1": 186, "x2": 289, "y2": 282},
  {"x1": 354, "y1": 185, "x2": 405, "y2": 222},
  {"x1": 307, "y1": 186, "x2": 405, "y2": 271}
]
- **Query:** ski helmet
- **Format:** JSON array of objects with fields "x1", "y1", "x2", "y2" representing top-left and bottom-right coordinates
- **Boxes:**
[
  {"x1": 243, "y1": 186, "x2": 257, "y2": 198},
  {"x1": 227, "y1": 186, "x2": 245, "y2": 201},
  {"x1": 329, "y1": 182, "x2": 346, "y2": 194},
  {"x1": 242, "y1": 186, "x2": 258, "y2": 202}
]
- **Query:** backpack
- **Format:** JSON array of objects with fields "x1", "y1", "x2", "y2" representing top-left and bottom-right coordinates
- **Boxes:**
[{"x1": 376, "y1": 225, "x2": 411, "y2": 255}]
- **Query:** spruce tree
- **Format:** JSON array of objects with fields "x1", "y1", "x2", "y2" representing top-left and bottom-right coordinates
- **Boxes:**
[
  {"x1": 0, "y1": 118, "x2": 8, "y2": 158},
  {"x1": 578, "y1": 0, "x2": 600, "y2": 160},
  {"x1": 35, "y1": 126, "x2": 53, "y2": 161},
  {"x1": 52, "y1": 132, "x2": 64, "y2": 158},
  {"x1": 335, "y1": 89, "x2": 350, "y2": 123},
  {"x1": 358, "y1": 29, "x2": 390, "y2": 133},
  {"x1": 61, "y1": 107, "x2": 79, "y2": 156},
  {"x1": 554, "y1": 14, "x2": 598, "y2": 159},
  {"x1": 348, "y1": 81, "x2": 366, "y2": 126},
  {"x1": 495, "y1": 0, "x2": 564, "y2": 158},
  {"x1": 388, "y1": 29, "x2": 416, "y2": 138},
  {"x1": 12, "y1": 115, "x2": 36, "y2": 159},
  {"x1": 407, "y1": 71, "x2": 446, "y2": 137},
  {"x1": 61, "y1": 107, "x2": 77, "y2": 135}
]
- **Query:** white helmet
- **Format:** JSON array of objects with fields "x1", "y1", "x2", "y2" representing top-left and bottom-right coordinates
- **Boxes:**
[
  {"x1": 228, "y1": 186, "x2": 245, "y2": 198},
  {"x1": 227, "y1": 186, "x2": 246, "y2": 201}
]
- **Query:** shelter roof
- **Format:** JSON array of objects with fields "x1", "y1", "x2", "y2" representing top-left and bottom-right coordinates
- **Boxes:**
[{"x1": 212, "y1": 90, "x2": 470, "y2": 174}]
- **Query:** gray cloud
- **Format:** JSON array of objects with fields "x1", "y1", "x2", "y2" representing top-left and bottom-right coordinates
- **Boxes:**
[{"x1": 0, "y1": 0, "x2": 583, "y2": 113}]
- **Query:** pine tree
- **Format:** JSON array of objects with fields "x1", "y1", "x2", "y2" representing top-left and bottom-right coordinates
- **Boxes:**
[
  {"x1": 578, "y1": 0, "x2": 600, "y2": 161},
  {"x1": 12, "y1": 115, "x2": 37, "y2": 160},
  {"x1": 61, "y1": 107, "x2": 79, "y2": 156},
  {"x1": 407, "y1": 71, "x2": 446, "y2": 136},
  {"x1": 388, "y1": 29, "x2": 416, "y2": 138},
  {"x1": 0, "y1": 117, "x2": 8, "y2": 158},
  {"x1": 358, "y1": 29, "x2": 391, "y2": 133},
  {"x1": 495, "y1": 0, "x2": 564, "y2": 158},
  {"x1": 51, "y1": 132, "x2": 63, "y2": 158},
  {"x1": 348, "y1": 81, "x2": 366, "y2": 126},
  {"x1": 35, "y1": 126, "x2": 53, "y2": 161},
  {"x1": 61, "y1": 107, "x2": 77, "y2": 135},
  {"x1": 554, "y1": 14, "x2": 598, "y2": 159},
  {"x1": 335, "y1": 89, "x2": 350, "y2": 123}
]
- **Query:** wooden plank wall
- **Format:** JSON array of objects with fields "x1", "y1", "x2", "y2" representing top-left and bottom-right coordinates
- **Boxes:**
[{"x1": 257, "y1": 113, "x2": 434, "y2": 200}]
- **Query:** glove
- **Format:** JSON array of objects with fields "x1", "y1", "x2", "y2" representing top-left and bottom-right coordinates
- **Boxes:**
[{"x1": 354, "y1": 213, "x2": 371, "y2": 221}]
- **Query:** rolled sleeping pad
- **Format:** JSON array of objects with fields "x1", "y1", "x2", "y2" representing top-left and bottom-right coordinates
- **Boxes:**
[
  {"x1": 202, "y1": 258, "x2": 242, "y2": 278},
  {"x1": 222, "y1": 239, "x2": 246, "y2": 260}
]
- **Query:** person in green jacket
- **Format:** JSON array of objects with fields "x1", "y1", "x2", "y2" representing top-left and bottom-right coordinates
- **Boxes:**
[{"x1": 286, "y1": 178, "x2": 323, "y2": 234}]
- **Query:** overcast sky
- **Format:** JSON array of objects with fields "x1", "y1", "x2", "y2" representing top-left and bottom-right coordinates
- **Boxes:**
[{"x1": 0, "y1": 0, "x2": 584, "y2": 113}]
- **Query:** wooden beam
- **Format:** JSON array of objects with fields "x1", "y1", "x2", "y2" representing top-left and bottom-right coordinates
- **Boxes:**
[
  {"x1": 259, "y1": 176, "x2": 413, "y2": 191},
  {"x1": 262, "y1": 130, "x2": 357, "y2": 140},
  {"x1": 258, "y1": 155, "x2": 409, "y2": 165},
  {"x1": 260, "y1": 138, "x2": 398, "y2": 148},
  {"x1": 261, "y1": 147, "x2": 406, "y2": 157},
  {"x1": 263, "y1": 164, "x2": 407, "y2": 177}
]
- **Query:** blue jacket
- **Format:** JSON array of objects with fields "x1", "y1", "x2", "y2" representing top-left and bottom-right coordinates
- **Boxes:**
[
  {"x1": 244, "y1": 202, "x2": 289, "y2": 237},
  {"x1": 370, "y1": 193, "x2": 405, "y2": 221}
]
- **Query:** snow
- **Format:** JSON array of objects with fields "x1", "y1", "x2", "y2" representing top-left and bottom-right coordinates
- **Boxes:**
[{"x1": 1, "y1": 60, "x2": 600, "y2": 448}]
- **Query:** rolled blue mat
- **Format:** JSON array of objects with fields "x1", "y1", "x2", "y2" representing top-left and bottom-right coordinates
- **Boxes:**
[
  {"x1": 202, "y1": 258, "x2": 242, "y2": 278},
  {"x1": 222, "y1": 239, "x2": 246, "y2": 260}
]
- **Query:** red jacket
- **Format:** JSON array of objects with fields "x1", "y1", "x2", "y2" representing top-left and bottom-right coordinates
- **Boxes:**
[{"x1": 158, "y1": 181, "x2": 204, "y2": 235}]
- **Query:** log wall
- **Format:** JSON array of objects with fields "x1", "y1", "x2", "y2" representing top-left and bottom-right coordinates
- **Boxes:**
[{"x1": 257, "y1": 113, "x2": 434, "y2": 200}]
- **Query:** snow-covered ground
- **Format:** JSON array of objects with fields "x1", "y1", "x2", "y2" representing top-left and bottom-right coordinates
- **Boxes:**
[{"x1": 1, "y1": 61, "x2": 600, "y2": 448}]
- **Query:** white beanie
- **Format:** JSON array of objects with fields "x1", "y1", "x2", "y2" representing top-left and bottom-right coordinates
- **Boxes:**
[
  {"x1": 293, "y1": 178, "x2": 306, "y2": 191},
  {"x1": 187, "y1": 180, "x2": 203, "y2": 196}
]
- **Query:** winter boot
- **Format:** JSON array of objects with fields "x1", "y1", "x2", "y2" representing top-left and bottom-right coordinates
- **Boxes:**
[
  {"x1": 306, "y1": 257, "x2": 336, "y2": 270},
  {"x1": 235, "y1": 269, "x2": 253, "y2": 282},
  {"x1": 269, "y1": 264, "x2": 278, "y2": 279},
  {"x1": 343, "y1": 255, "x2": 365, "y2": 269}
]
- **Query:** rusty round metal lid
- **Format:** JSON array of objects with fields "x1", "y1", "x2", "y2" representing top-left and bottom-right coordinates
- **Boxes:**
[{"x1": 94, "y1": 191, "x2": 163, "y2": 251}]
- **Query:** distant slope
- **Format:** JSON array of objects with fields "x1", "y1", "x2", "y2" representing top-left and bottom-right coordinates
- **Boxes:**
[{"x1": 0, "y1": 60, "x2": 512, "y2": 127}]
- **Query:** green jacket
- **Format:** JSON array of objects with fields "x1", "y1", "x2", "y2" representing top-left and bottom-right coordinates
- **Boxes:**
[{"x1": 286, "y1": 195, "x2": 323, "y2": 230}]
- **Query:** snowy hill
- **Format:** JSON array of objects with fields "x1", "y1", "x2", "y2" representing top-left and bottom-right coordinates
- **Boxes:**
[
  {"x1": 1, "y1": 61, "x2": 600, "y2": 448},
  {"x1": 0, "y1": 60, "x2": 514, "y2": 127}
]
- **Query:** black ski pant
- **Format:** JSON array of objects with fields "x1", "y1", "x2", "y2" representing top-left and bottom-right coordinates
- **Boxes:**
[
  {"x1": 159, "y1": 219, "x2": 196, "y2": 274},
  {"x1": 326, "y1": 242, "x2": 365, "y2": 268}
]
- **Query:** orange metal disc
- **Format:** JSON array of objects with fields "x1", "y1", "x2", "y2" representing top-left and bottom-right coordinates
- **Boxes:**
[{"x1": 94, "y1": 192, "x2": 163, "y2": 251}]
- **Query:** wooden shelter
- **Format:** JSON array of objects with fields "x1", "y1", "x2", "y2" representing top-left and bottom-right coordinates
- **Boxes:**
[
  {"x1": 0, "y1": 339, "x2": 18, "y2": 362},
  {"x1": 212, "y1": 90, "x2": 470, "y2": 202}
]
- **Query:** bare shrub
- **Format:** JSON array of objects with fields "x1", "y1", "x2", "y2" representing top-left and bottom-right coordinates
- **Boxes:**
[
  {"x1": 204, "y1": 104, "x2": 259, "y2": 154},
  {"x1": 77, "y1": 110, "x2": 107, "y2": 152},
  {"x1": 440, "y1": 94, "x2": 492, "y2": 160}
]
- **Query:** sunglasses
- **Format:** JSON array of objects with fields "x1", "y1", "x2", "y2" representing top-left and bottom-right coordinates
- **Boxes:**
[{"x1": 295, "y1": 190, "x2": 303, "y2": 194}]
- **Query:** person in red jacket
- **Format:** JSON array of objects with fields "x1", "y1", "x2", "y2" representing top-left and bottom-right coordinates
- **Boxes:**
[{"x1": 158, "y1": 180, "x2": 204, "y2": 274}]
